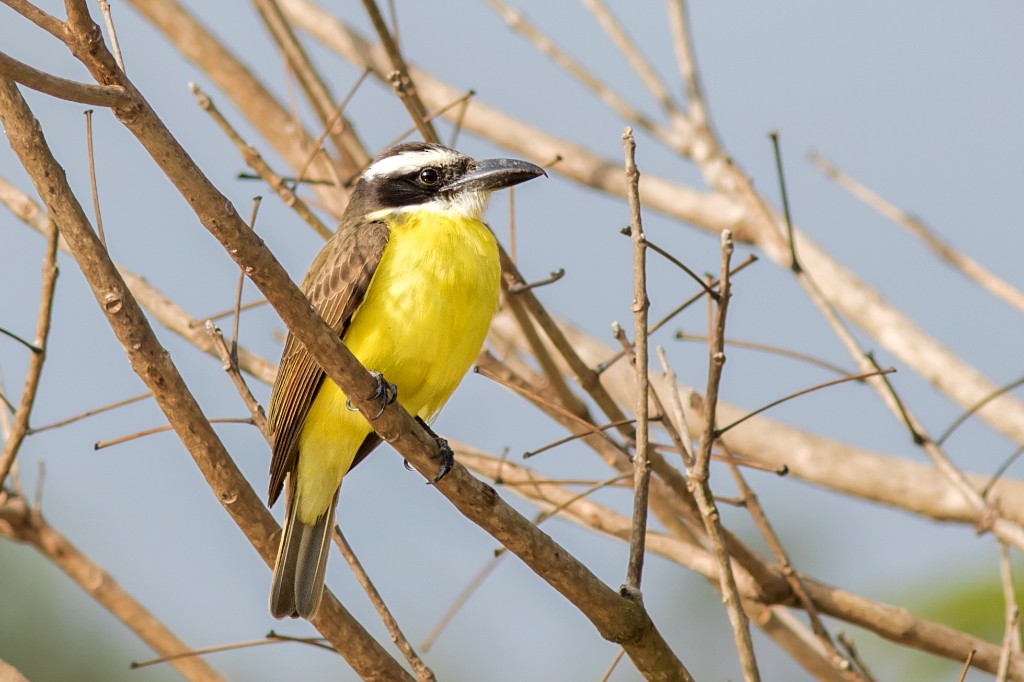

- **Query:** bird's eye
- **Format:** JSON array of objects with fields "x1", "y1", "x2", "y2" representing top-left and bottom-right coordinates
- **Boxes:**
[{"x1": 418, "y1": 168, "x2": 440, "y2": 185}]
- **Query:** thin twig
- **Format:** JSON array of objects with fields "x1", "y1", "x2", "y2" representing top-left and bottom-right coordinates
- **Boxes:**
[
  {"x1": 720, "y1": 440, "x2": 859, "y2": 679},
  {"x1": 497, "y1": 251, "x2": 593, "y2": 418},
  {"x1": 676, "y1": 331, "x2": 852, "y2": 377},
  {"x1": 715, "y1": 367, "x2": 896, "y2": 437},
  {"x1": 810, "y1": 151, "x2": 1024, "y2": 314},
  {"x1": 596, "y1": 253, "x2": 757, "y2": 374},
  {"x1": 475, "y1": 361, "x2": 631, "y2": 460},
  {"x1": 190, "y1": 299, "x2": 269, "y2": 328},
  {"x1": 0, "y1": 220, "x2": 58, "y2": 492},
  {"x1": 524, "y1": 418, "x2": 638, "y2": 459},
  {"x1": 84, "y1": 109, "x2": 106, "y2": 246},
  {"x1": 361, "y1": 0, "x2": 438, "y2": 142},
  {"x1": 233, "y1": 197, "x2": 263, "y2": 361},
  {"x1": 421, "y1": 469, "x2": 629, "y2": 651},
  {"x1": 189, "y1": 82, "x2": 333, "y2": 240},
  {"x1": 507, "y1": 269, "x2": 565, "y2": 294},
  {"x1": 622, "y1": 128, "x2": 651, "y2": 593},
  {"x1": 96, "y1": 0, "x2": 125, "y2": 72},
  {"x1": 618, "y1": 227, "x2": 717, "y2": 299},
  {"x1": 384, "y1": 88, "x2": 476, "y2": 150},
  {"x1": 0, "y1": 327, "x2": 42, "y2": 353},
  {"x1": 691, "y1": 229, "x2": 761, "y2": 682},
  {"x1": 836, "y1": 632, "x2": 877, "y2": 682},
  {"x1": 206, "y1": 323, "x2": 267, "y2": 435},
  {"x1": 28, "y1": 391, "x2": 151, "y2": 434},
  {"x1": 997, "y1": 544, "x2": 1021, "y2": 682},
  {"x1": 130, "y1": 632, "x2": 335, "y2": 668},
  {"x1": 0, "y1": 494, "x2": 228, "y2": 681},
  {"x1": 332, "y1": 527, "x2": 437, "y2": 682},
  {"x1": 655, "y1": 346, "x2": 696, "y2": 465},
  {"x1": 770, "y1": 131, "x2": 799, "y2": 271},
  {"x1": 94, "y1": 418, "x2": 254, "y2": 450},
  {"x1": 599, "y1": 647, "x2": 627, "y2": 682},
  {"x1": 938, "y1": 374, "x2": 1024, "y2": 446},
  {"x1": 984, "y1": 444, "x2": 1024, "y2": 499},
  {"x1": 958, "y1": 650, "x2": 977, "y2": 682},
  {"x1": 294, "y1": 66, "x2": 372, "y2": 187},
  {"x1": 612, "y1": 327, "x2": 692, "y2": 469},
  {"x1": 448, "y1": 87, "x2": 473, "y2": 148},
  {"x1": 420, "y1": 549, "x2": 506, "y2": 651}
]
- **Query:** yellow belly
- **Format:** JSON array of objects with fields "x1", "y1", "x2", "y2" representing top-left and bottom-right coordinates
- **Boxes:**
[{"x1": 295, "y1": 211, "x2": 500, "y2": 523}]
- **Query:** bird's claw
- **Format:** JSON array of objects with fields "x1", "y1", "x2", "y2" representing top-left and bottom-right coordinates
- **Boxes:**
[
  {"x1": 345, "y1": 370, "x2": 398, "y2": 420},
  {"x1": 415, "y1": 416, "x2": 455, "y2": 484}
]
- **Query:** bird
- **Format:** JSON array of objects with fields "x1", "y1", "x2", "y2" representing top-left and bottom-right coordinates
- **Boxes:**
[{"x1": 266, "y1": 141, "x2": 545, "y2": 619}]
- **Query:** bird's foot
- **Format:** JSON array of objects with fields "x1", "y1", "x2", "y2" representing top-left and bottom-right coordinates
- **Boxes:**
[
  {"x1": 412, "y1": 416, "x2": 454, "y2": 484},
  {"x1": 345, "y1": 371, "x2": 398, "y2": 420}
]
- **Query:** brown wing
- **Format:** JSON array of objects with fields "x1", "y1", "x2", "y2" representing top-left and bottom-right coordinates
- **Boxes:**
[{"x1": 266, "y1": 219, "x2": 389, "y2": 506}]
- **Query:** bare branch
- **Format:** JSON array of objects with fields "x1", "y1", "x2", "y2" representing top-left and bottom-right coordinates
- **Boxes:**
[
  {"x1": 0, "y1": 219, "x2": 57, "y2": 491},
  {"x1": 360, "y1": 0, "x2": 437, "y2": 142},
  {"x1": 283, "y1": 0, "x2": 1024, "y2": 451},
  {"x1": 508, "y1": 312, "x2": 1024, "y2": 530},
  {"x1": 0, "y1": 494, "x2": 227, "y2": 682},
  {"x1": 189, "y1": 82, "x2": 333, "y2": 240},
  {"x1": 0, "y1": 49, "x2": 129, "y2": 106},
  {"x1": 0, "y1": 0, "x2": 65, "y2": 39},
  {"x1": 251, "y1": 0, "x2": 370, "y2": 171},
  {"x1": 0, "y1": 176, "x2": 278, "y2": 384},
  {"x1": 690, "y1": 230, "x2": 760, "y2": 681},
  {"x1": 125, "y1": 0, "x2": 349, "y2": 215},
  {"x1": 622, "y1": 128, "x2": 652, "y2": 593},
  {"x1": 0, "y1": 74, "x2": 412, "y2": 680},
  {"x1": 583, "y1": 0, "x2": 684, "y2": 122},
  {"x1": 96, "y1": 0, "x2": 125, "y2": 72},
  {"x1": 331, "y1": 527, "x2": 437, "y2": 682},
  {"x1": 810, "y1": 151, "x2": 1024, "y2": 314}
]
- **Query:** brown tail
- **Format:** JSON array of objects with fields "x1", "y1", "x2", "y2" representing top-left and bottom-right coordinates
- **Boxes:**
[{"x1": 270, "y1": 481, "x2": 339, "y2": 619}]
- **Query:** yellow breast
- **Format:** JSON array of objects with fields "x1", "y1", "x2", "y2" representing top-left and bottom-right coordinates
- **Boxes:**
[
  {"x1": 346, "y1": 210, "x2": 501, "y2": 418},
  {"x1": 294, "y1": 210, "x2": 500, "y2": 522}
]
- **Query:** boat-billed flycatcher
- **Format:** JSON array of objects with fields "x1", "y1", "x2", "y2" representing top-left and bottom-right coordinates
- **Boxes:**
[{"x1": 267, "y1": 142, "x2": 545, "y2": 619}]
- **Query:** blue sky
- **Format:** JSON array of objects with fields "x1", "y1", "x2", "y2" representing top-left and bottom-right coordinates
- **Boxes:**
[{"x1": 2, "y1": 2, "x2": 1023, "y2": 680}]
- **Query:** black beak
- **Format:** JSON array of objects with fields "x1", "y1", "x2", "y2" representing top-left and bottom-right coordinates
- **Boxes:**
[{"x1": 442, "y1": 158, "x2": 546, "y2": 194}]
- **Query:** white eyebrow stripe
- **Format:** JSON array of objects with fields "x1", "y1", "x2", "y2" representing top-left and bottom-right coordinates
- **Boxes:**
[{"x1": 362, "y1": 148, "x2": 462, "y2": 179}]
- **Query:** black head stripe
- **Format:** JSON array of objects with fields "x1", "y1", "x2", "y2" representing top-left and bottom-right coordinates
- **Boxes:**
[{"x1": 354, "y1": 143, "x2": 472, "y2": 210}]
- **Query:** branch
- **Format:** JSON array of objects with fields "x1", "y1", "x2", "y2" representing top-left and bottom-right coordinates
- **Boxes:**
[
  {"x1": 0, "y1": 75, "x2": 411, "y2": 681},
  {"x1": 0, "y1": 219, "x2": 58, "y2": 491},
  {"x1": 282, "y1": 0, "x2": 1024, "y2": 451},
  {"x1": 15, "y1": 16, "x2": 693, "y2": 676},
  {"x1": 0, "y1": 176, "x2": 277, "y2": 384},
  {"x1": 0, "y1": 49, "x2": 129, "y2": 106},
  {"x1": 690, "y1": 231, "x2": 760, "y2": 681},
  {"x1": 124, "y1": 0, "x2": 349, "y2": 215},
  {"x1": 622, "y1": 128, "x2": 652, "y2": 593},
  {"x1": 251, "y1": 0, "x2": 369, "y2": 171},
  {"x1": 809, "y1": 151, "x2": 1024, "y2": 314},
  {"x1": 359, "y1": 0, "x2": 437, "y2": 142},
  {"x1": 0, "y1": 494, "x2": 227, "y2": 682},
  {"x1": 456, "y1": 446, "x2": 1024, "y2": 678},
  {"x1": 494, "y1": 311, "x2": 1024, "y2": 528}
]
